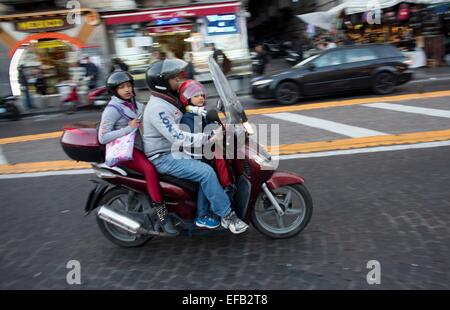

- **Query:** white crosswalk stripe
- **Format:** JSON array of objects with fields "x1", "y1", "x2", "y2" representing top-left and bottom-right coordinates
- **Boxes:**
[
  {"x1": 0, "y1": 146, "x2": 8, "y2": 164},
  {"x1": 264, "y1": 112, "x2": 387, "y2": 138},
  {"x1": 363, "y1": 102, "x2": 450, "y2": 118}
]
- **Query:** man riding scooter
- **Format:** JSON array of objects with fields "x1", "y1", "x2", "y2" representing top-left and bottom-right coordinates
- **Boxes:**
[
  {"x1": 142, "y1": 58, "x2": 249, "y2": 234},
  {"x1": 60, "y1": 56, "x2": 313, "y2": 247}
]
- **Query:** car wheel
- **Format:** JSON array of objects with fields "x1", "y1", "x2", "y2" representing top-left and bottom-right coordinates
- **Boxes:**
[
  {"x1": 275, "y1": 81, "x2": 299, "y2": 105},
  {"x1": 373, "y1": 72, "x2": 396, "y2": 95}
]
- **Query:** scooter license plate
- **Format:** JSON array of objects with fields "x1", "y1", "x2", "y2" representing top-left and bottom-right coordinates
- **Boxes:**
[{"x1": 0, "y1": 108, "x2": 6, "y2": 113}]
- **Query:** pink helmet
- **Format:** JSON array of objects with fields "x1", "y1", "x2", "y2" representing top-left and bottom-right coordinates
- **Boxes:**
[{"x1": 179, "y1": 80, "x2": 207, "y2": 106}]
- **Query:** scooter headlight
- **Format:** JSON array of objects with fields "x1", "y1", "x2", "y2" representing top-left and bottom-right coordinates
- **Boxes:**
[{"x1": 253, "y1": 154, "x2": 275, "y2": 170}]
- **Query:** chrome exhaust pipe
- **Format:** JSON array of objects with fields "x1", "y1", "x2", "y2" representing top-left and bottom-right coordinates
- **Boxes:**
[{"x1": 97, "y1": 206, "x2": 143, "y2": 234}]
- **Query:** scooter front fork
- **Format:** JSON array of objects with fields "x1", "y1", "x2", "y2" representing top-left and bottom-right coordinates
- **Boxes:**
[{"x1": 261, "y1": 183, "x2": 285, "y2": 216}]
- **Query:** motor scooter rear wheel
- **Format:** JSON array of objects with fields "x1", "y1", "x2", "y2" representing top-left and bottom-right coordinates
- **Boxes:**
[
  {"x1": 96, "y1": 188, "x2": 153, "y2": 247},
  {"x1": 251, "y1": 184, "x2": 313, "y2": 239}
]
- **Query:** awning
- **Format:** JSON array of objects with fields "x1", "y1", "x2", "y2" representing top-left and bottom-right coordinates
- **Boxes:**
[
  {"x1": 102, "y1": 1, "x2": 240, "y2": 26},
  {"x1": 297, "y1": 0, "x2": 449, "y2": 31},
  {"x1": 297, "y1": 3, "x2": 346, "y2": 31}
]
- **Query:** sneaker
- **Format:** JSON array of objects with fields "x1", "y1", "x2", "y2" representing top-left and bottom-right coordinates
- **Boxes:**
[
  {"x1": 195, "y1": 215, "x2": 220, "y2": 229},
  {"x1": 221, "y1": 211, "x2": 249, "y2": 234}
]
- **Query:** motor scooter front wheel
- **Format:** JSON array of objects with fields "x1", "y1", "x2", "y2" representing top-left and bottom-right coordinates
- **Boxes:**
[
  {"x1": 96, "y1": 188, "x2": 153, "y2": 247},
  {"x1": 251, "y1": 184, "x2": 313, "y2": 239}
]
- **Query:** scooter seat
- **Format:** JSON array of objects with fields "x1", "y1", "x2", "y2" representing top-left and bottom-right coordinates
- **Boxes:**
[
  {"x1": 119, "y1": 166, "x2": 199, "y2": 193},
  {"x1": 158, "y1": 174, "x2": 199, "y2": 193}
]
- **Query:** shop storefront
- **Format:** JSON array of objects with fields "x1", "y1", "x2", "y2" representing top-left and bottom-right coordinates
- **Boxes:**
[
  {"x1": 101, "y1": 1, "x2": 251, "y2": 83},
  {"x1": 0, "y1": 8, "x2": 109, "y2": 96},
  {"x1": 298, "y1": 0, "x2": 450, "y2": 68},
  {"x1": 337, "y1": 2, "x2": 450, "y2": 67}
]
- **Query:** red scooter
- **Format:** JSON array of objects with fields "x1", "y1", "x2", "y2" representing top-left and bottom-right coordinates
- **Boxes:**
[{"x1": 60, "y1": 57, "x2": 313, "y2": 247}]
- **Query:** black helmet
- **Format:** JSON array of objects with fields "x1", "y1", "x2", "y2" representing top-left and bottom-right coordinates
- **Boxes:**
[
  {"x1": 106, "y1": 71, "x2": 134, "y2": 97},
  {"x1": 145, "y1": 58, "x2": 187, "y2": 94}
]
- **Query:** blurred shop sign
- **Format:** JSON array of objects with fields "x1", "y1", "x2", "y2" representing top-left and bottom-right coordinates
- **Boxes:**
[
  {"x1": 148, "y1": 25, "x2": 192, "y2": 34},
  {"x1": 155, "y1": 18, "x2": 183, "y2": 25},
  {"x1": 115, "y1": 28, "x2": 138, "y2": 38},
  {"x1": 206, "y1": 14, "x2": 238, "y2": 35},
  {"x1": 36, "y1": 40, "x2": 66, "y2": 49},
  {"x1": 149, "y1": 11, "x2": 196, "y2": 20},
  {"x1": 14, "y1": 18, "x2": 73, "y2": 33}
]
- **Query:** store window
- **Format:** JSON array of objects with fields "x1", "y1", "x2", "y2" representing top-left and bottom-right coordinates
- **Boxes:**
[
  {"x1": 343, "y1": 48, "x2": 377, "y2": 63},
  {"x1": 20, "y1": 39, "x2": 75, "y2": 95}
]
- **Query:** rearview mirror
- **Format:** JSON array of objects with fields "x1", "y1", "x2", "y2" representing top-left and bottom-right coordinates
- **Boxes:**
[
  {"x1": 307, "y1": 62, "x2": 316, "y2": 70},
  {"x1": 206, "y1": 109, "x2": 221, "y2": 124}
]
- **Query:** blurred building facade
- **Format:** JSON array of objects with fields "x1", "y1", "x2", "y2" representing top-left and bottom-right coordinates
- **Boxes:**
[
  {"x1": 0, "y1": 0, "x2": 252, "y2": 95},
  {"x1": 0, "y1": 0, "x2": 110, "y2": 97},
  {"x1": 331, "y1": 1, "x2": 449, "y2": 67},
  {"x1": 98, "y1": 0, "x2": 252, "y2": 84},
  {"x1": 248, "y1": 0, "x2": 449, "y2": 68}
]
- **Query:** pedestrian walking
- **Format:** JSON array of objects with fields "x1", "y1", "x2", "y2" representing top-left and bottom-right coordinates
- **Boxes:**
[
  {"x1": 18, "y1": 65, "x2": 34, "y2": 109},
  {"x1": 81, "y1": 56, "x2": 99, "y2": 90},
  {"x1": 252, "y1": 43, "x2": 268, "y2": 76},
  {"x1": 185, "y1": 53, "x2": 197, "y2": 80}
]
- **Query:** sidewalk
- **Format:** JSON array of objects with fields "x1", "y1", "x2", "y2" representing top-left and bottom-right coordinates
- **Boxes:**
[
  {"x1": 411, "y1": 66, "x2": 450, "y2": 80},
  {"x1": 18, "y1": 76, "x2": 253, "y2": 117}
]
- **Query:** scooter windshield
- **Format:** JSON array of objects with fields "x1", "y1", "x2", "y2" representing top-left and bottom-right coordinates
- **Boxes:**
[{"x1": 208, "y1": 56, "x2": 248, "y2": 124}]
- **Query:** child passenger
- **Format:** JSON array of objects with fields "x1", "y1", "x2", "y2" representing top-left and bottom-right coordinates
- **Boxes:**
[{"x1": 178, "y1": 80, "x2": 235, "y2": 229}]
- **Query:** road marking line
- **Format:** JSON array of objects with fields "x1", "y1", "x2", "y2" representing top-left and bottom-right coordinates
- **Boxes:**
[
  {"x1": 0, "y1": 131, "x2": 62, "y2": 145},
  {"x1": 246, "y1": 90, "x2": 450, "y2": 116},
  {"x1": 275, "y1": 140, "x2": 450, "y2": 160},
  {"x1": 363, "y1": 102, "x2": 450, "y2": 118},
  {"x1": 0, "y1": 169, "x2": 94, "y2": 179},
  {"x1": 264, "y1": 112, "x2": 387, "y2": 138},
  {"x1": 0, "y1": 146, "x2": 8, "y2": 164},
  {"x1": 0, "y1": 160, "x2": 90, "y2": 174},
  {"x1": 2, "y1": 141, "x2": 450, "y2": 179},
  {"x1": 266, "y1": 129, "x2": 450, "y2": 155},
  {"x1": 1, "y1": 129, "x2": 450, "y2": 176}
]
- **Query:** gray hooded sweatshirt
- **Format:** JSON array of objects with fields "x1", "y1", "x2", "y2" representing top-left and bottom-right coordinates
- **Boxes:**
[
  {"x1": 98, "y1": 96, "x2": 144, "y2": 150},
  {"x1": 142, "y1": 93, "x2": 209, "y2": 159}
]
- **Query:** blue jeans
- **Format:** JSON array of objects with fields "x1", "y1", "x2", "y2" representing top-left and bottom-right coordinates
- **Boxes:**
[
  {"x1": 21, "y1": 87, "x2": 33, "y2": 109},
  {"x1": 152, "y1": 153, "x2": 231, "y2": 218}
]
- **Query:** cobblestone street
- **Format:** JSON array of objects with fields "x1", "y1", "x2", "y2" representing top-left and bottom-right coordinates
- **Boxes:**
[{"x1": 1, "y1": 145, "x2": 449, "y2": 289}]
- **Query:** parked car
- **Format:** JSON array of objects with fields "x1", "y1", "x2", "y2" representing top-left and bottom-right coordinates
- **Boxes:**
[{"x1": 251, "y1": 44, "x2": 413, "y2": 105}]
